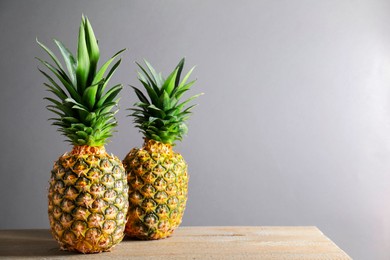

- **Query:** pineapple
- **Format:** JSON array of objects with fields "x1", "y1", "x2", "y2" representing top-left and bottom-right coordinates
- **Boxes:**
[
  {"x1": 37, "y1": 16, "x2": 128, "y2": 253},
  {"x1": 123, "y1": 58, "x2": 202, "y2": 239}
]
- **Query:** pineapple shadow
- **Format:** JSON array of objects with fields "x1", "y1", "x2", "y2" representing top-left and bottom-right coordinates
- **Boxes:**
[
  {"x1": 0, "y1": 230, "x2": 76, "y2": 257},
  {"x1": 122, "y1": 234, "x2": 172, "y2": 241},
  {"x1": 0, "y1": 230, "x2": 157, "y2": 257}
]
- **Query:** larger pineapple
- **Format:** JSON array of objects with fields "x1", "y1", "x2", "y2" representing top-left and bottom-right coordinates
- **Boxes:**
[
  {"x1": 123, "y1": 58, "x2": 202, "y2": 239},
  {"x1": 37, "y1": 16, "x2": 128, "y2": 253}
]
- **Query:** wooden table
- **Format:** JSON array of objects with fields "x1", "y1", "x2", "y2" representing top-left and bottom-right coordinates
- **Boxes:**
[{"x1": 0, "y1": 226, "x2": 351, "y2": 259}]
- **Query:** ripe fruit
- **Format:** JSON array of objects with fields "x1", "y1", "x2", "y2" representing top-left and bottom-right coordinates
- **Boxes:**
[
  {"x1": 123, "y1": 58, "x2": 202, "y2": 239},
  {"x1": 37, "y1": 15, "x2": 128, "y2": 253}
]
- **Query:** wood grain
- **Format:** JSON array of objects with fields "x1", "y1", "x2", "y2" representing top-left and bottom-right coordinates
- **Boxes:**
[{"x1": 0, "y1": 226, "x2": 352, "y2": 259}]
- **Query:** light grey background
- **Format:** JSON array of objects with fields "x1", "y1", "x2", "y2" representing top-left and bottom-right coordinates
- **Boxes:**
[{"x1": 1, "y1": 0, "x2": 389, "y2": 259}]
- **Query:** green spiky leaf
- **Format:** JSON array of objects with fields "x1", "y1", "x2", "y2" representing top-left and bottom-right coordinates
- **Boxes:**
[
  {"x1": 76, "y1": 18, "x2": 90, "y2": 92},
  {"x1": 54, "y1": 39, "x2": 77, "y2": 86},
  {"x1": 84, "y1": 17, "x2": 99, "y2": 82}
]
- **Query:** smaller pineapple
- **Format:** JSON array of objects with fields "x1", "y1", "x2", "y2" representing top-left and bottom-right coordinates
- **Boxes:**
[
  {"x1": 123, "y1": 58, "x2": 202, "y2": 239},
  {"x1": 37, "y1": 16, "x2": 128, "y2": 253}
]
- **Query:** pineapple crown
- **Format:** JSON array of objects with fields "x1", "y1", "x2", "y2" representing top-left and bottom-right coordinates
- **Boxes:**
[
  {"x1": 37, "y1": 15, "x2": 125, "y2": 147},
  {"x1": 130, "y1": 58, "x2": 202, "y2": 145}
]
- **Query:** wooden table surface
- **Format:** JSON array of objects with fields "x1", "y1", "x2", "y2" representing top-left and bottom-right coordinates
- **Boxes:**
[{"x1": 0, "y1": 226, "x2": 351, "y2": 259}]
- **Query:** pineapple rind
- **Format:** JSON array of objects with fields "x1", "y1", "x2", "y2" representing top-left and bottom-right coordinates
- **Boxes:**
[
  {"x1": 48, "y1": 146, "x2": 129, "y2": 253},
  {"x1": 123, "y1": 139, "x2": 188, "y2": 239}
]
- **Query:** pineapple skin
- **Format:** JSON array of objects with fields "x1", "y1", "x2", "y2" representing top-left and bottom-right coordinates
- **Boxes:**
[
  {"x1": 123, "y1": 139, "x2": 188, "y2": 240},
  {"x1": 48, "y1": 145, "x2": 129, "y2": 253}
]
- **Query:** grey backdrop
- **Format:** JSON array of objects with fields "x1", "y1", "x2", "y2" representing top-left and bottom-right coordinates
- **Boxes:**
[{"x1": 1, "y1": 0, "x2": 389, "y2": 259}]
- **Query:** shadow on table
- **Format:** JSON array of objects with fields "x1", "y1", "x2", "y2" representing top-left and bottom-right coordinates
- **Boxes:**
[
  {"x1": 0, "y1": 230, "x2": 156, "y2": 257},
  {"x1": 0, "y1": 230, "x2": 106, "y2": 257}
]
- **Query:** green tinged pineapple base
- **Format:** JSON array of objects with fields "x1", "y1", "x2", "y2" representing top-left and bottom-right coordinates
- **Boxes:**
[
  {"x1": 123, "y1": 139, "x2": 188, "y2": 240},
  {"x1": 48, "y1": 146, "x2": 129, "y2": 253}
]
